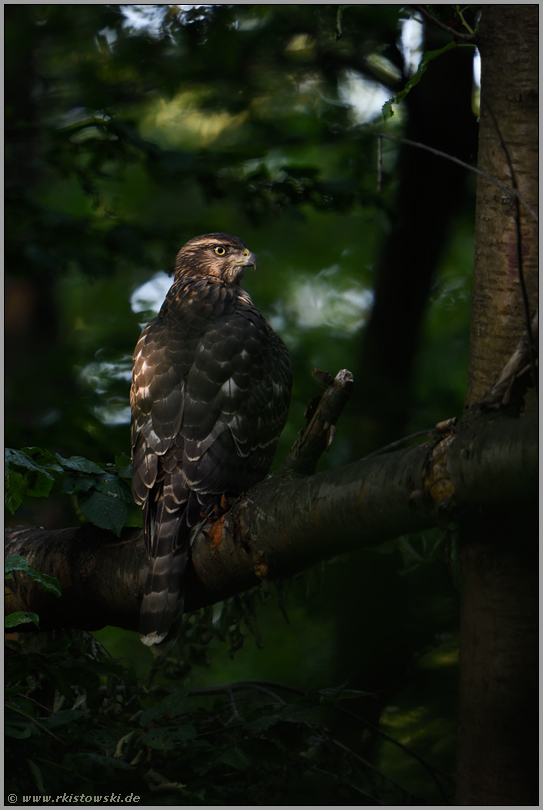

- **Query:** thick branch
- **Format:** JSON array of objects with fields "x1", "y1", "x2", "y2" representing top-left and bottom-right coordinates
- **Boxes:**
[{"x1": 5, "y1": 415, "x2": 536, "y2": 634}]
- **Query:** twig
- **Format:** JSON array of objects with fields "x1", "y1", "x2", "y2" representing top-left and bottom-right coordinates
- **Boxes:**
[
  {"x1": 202, "y1": 679, "x2": 452, "y2": 801},
  {"x1": 312, "y1": 768, "x2": 385, "y2": 805},
  {"x1": 335, "y1": 5, "x2": 344, "y2": 40},
  {"x1": 377, "y1": 133, "x2": 383, "y2": 193},
  {"x1": 377, "y1": 132, "x2": 538, "y2": 222},
  {"x1": 222, "y1": 687, "x2": 240, "y2": 726},
  {"x1": 331, "y1": 703, "x2": 453, "y2": 803},
  {"x1": 454, "y1": 4, "x2": 475, "y2": 35},
  {"x1": 363, "y1": 428, "x2": 439, "y2": 460},
  {"x1": 190, "y1": 681, "x2": 287, "y2": 706},
  {"x1": 481, "y1": 99, "x2": 538, "y2": 397},
  {"x1": 480, "y1": 310, "x2": 538, "y2": 408},
  {"x1": 413, "y1": 4, "x2": 476, "y2": 42},
  {"x1": 13, "y1": 693, "x2": 55, "y2": 715},
  {"x1": 331, "y1": 738, "x2": 422, "y2": 801},
  {"x1": 191, "y1": 680, "x2": 421, "y2": 800},
  {"x1": 6, "y1": 702, "x2": 67, "y2": 746}
]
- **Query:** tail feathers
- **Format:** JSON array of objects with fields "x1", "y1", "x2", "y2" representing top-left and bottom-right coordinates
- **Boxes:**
[
  {"x1": 140, "y1": 548, "x2": 188, "y2": 652},
  {"x1": 139, "y1": 490, "x2": 213, "y2": 654}
]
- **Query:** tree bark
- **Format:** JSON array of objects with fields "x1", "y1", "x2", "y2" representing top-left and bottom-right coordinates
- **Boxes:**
[
  {"x1": 456, "y1": 6, "x2": 539, "y2": 806},
  {"x1": 5, "y1": 414, "x2": 536, "y2": 634},
  {"x1": 464, "y1": 6, "x2": 538, "y2": 406}
]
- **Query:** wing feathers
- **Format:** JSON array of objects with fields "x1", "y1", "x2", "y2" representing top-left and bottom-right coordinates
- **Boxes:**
[{"x1": 132, "y1": 270, "x2": 292, "y2": 651}]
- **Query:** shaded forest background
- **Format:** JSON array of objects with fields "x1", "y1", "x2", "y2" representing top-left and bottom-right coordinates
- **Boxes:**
[{"x1": 5, "y1": 4, "x2": 483, "y2": 804}]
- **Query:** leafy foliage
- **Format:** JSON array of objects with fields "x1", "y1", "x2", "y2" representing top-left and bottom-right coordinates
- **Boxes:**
[
  {"x1": 6, "y1": 626, "x2": 453, "y2": 805},
  {"x1": 382, "y1": 40, "x2": 460, "y2": 121},
  {"x1": 5, "y1": 448, "x2": 137, "y2": 536},
  {"x1": 5, "y1": 555, "x2": 62, "y2": 630}
]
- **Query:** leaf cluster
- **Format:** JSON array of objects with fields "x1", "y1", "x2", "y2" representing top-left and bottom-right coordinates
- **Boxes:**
[
  {"x1": 5, "y1": 447, "x2": 137, "y2": 536},
  {"x1": 5, "y1": 555, "x2": 61, "y2": 630},
  {"x1": 6, "y1": 624, "x2": 427, "y2": 806}
]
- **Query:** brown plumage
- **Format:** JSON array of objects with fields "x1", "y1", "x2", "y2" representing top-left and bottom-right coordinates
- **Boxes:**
[{"x1": 131, "y1": 233, "x2": 292, "y2": 651}]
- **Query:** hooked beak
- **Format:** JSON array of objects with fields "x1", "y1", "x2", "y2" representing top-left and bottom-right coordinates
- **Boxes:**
[{"x1": 235, "y1": 249, "x2": 258, "y2": 271}]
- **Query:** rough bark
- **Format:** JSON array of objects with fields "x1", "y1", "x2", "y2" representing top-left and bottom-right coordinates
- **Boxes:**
[
  {"x1": 456, "y1": 6, "x2": 539, "y2": 806},
  {"x1": 5, "y1": 414, "x2": 536, "y2": 634},
  {"x1": 457, "y1": 511, "x2": 538, "y2": 806},
  {"x1": 464, "y1": 5, "x2": 538, "y2": 406}
]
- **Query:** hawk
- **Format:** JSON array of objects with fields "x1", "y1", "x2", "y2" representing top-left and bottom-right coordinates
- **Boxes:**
[{"x1": 131, "y1": 233, "x2": 292, "y2": 651}]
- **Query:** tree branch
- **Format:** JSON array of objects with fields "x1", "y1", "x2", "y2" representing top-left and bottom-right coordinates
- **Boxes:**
[
  {"x1": 413, "y1": 5, "x2": 477, "y2": 42},
  {"x1": 377, "y1": 132, "x2": 539, "y2": 223},
  {"x1": 5, "y1": 415, "x2": 537, "y2": 634},
  {"x1": 278, "y1": 367, "x2": 355, "y2": 477}
]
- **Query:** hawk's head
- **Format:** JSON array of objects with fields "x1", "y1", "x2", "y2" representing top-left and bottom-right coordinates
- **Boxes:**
[{"x1": 175, "y1": 233, "x2": 257, "y2": 285}]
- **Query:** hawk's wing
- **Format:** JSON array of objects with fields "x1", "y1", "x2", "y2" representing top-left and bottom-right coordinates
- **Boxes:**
[{"x1": 131, "y1": 276, "x2": 291, "y2": 648}]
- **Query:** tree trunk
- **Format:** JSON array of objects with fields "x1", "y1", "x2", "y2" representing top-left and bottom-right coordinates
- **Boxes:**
[
  {"x1": 464, "y1": 6, "x2": 538, "y2": 406},
  {"x1": 456, "y1": 5, "x2": 539, "y2": 806}
]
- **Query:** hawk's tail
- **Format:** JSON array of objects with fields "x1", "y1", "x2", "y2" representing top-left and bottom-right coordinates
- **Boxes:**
[
  {"x1": 139, "y1": 494, "x2": 192, "y2": 653},
  {"x1": 139, "y1": 488, "x2": 207, "y2": 654},
  {"x1": 139, "y1": 545, "x2": 188, "y2": 653}
]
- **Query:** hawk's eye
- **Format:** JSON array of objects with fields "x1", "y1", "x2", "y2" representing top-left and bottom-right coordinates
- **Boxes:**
[{"x1": 214, "y1": 246, "x2": 226, "y2": 256}]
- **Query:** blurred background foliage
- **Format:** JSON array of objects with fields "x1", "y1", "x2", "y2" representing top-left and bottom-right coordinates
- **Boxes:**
[{"x1": 6, "y1": 4, "x2": 480, "y2": 802}]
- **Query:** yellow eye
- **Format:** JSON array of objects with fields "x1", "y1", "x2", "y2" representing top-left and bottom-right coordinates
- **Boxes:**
[{"x1": 214, "y1": 246, "x2": 226, "y2": 256}]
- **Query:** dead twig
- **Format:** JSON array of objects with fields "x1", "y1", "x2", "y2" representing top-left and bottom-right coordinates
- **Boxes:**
[
  {"x1": 277, "y1": 367, "x2": 354, "y2": 477},
  {"x1": 480, "y1": 310, "x2": 538, "y2": 408}
]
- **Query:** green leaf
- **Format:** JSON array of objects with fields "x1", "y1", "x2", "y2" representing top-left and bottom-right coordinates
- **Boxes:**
[
  {"x1": 55, "y1": 453, "x2": 104, "y2": 475},
  {"x1": 63, "y1": 752, "x2": 134, "y2": 775},
  {"x1": 5, "y1": 723, "x2": 33, "y2": 739},
  {"x1": 381, "y1": 98, "x2": 395, "y2": 122},
  {"x1": 140, "y1": 706, "x2": 162, "y2": 726},
  {"x1": 26, "y1": 470, "x2": 55, "y2": 499},
  {"x1": 170, "y1": 724, "x2": 198, "y2": 741},
  {"x1": 5, "y1": 556, "x2": 61, "y2": 597},
  {"x1": 115, "y1": 454, "x2": 133, "y2": 479},
  {"x1": 5, "y1": 470, "x2": 27, "y2": 513},
  {"x1": 5, "y1": 611, "x2": 40, "y2": 629},
  {"x1": 383, "y1": 40, "x2": 460, "y2": 122},
  {"x1": 158, "y1": 682, "x2": 191, "y2": 718},
  {"x1": 78, "y1": 489, "x2": 128, "y2": 536},
  {"x1": 318, "y1": 685, "x2": 372, "y2": 700},
  {"x1": 62, "y1": 472, "x2": 98, "y2": 494},
  {"x1": 46, "y1": 709, "x2": 86, "y2": 728},
  {"x1": 219, "y1": 746, "x2": 251, "y2": 770},
  {"x1": 5, "y1": 448, "x2": 55, "y2": 479},
  {"x1": 141, "y1": 728, "x2": 175, "y2": 750},
  {"x1": 246, "y1": 715, "x2": 280, "y2": 731},
  {"x1": 27, "y1": 759, "x2": 46, "y2": 795},
  {"x1": 140, "y1": 682, "x2": 191, "y2": 726},
  {"x1": 94, "y1": 475, "x2": 134, "y2": 504},
  {"x1": 21, "y1": 447, "x2": 64, "y2": 472}
]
